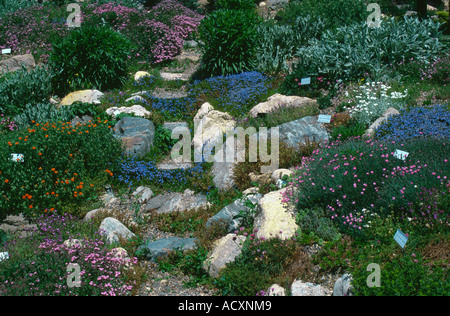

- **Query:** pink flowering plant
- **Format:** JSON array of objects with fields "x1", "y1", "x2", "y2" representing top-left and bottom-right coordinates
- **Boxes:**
[
  {"x1": 284, "y1": 136, "x2": 449, "y2": 238},
  {"x1": 0, "y1": 213, "x2": 139, "y2": 296}
]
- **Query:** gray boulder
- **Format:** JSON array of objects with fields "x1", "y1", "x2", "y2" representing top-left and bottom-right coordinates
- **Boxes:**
[
  {"x1": 333, "y1": 274, "x2": 353, "y2": 296},
  {"x1": 114, "y1": 117, "x2": 155, "y2": 158},
  {"x1": 138, "y1": 237, "x2": 199, "y2": 261},
  {"x1": 99, "y1": 217, "x2": 136, "y2": 244},
  {"x1": 0, "y1": 54, "x2": 35, "y2": 74},
  {"x1": 204, "y1": 234, "x2": 246, "y2": 278},
  {"x1": 277, "y1": 116, "x2": 329, "y2": 149},
  {"x1": 291, "y1": 280, "x2": 332, "y2": 296},
  {"x1": 144, "y1": 189, "x2": 210, "y2": 214},
  {"x1": 206, "y1": 194, "x2": 262, "y2": 232}
]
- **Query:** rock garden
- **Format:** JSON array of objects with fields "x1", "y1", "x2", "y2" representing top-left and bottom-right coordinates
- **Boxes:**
[{"x1": 0, "y1": 0, "x2": 449, "y2": 296}]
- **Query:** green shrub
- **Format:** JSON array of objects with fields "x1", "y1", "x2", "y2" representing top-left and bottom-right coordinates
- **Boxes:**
[
  {"x1": 331, "y1": 121, "x2": 367, "y2": 141},
  {"x1": 216, "y1": 234, "x2": 298, "y2": 296},
  {"x1": 0, "y1": 65, "x2": 53, "y2": 116},
  {"x1": 13, "y1": 103, "x2": 72, "y2": 129},
  {"x1": 0, "y1": 0, "x2": 39, "y2": 17},
  {"x1": 198, "y1": 9, "x2": 261, "y2": 76},
  {"x1": 275, "y1": 0, "x2": 366, "y2": 30},
  {"x1": 282, "y1": 17, "x2": 444, "y2": 95},
  {"x1": 296, "y1": 207, "x2": 341, "y2": 242},
  {"x1": 215, "y1": 0, "x2": 256, "y2": 10},
  {"x1": 255, "y1": 16, "x2": 326, "y2": 75},
  {"x1": 0, "y1": 119, "x2": 123, "y2": 221},
  {"x1": 49, "y1": 25, "x2": 135, "y2": 96},
  {"x1": 351, "y1": 250, "x2": 449, "y2": 296}
]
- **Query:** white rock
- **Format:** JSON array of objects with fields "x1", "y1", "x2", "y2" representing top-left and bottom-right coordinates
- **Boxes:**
[
  {"x1": 249, "y1": 94, "x2": 317, "y2": 118},
  {"x1": 106, "y1": 105, "x2": 151, "y2": 118},
  {"x1": 134, "y1": 71, "x2": 152, "y2": 81},
  {"x1": 271, "y1": 168, "x2": 293, "y2": 183},
  {"x1": 204, "y1": 234, "x2": 246, "y2": 278},
  {"x1": 99, "y1": 217, "x2": 136, "y2": 244},
  {"x1": 291, "y1": 280, "x2": 332, "y2": 296},
  {"x1": 59, "y1": 89, "x2": 104, "y2": 106},
  {"x1": 254, "y1": 187, "x2": 298, "y2": 240},
  {"x1": 267, "y1": 284, "x2": 286, "y2": 296}
]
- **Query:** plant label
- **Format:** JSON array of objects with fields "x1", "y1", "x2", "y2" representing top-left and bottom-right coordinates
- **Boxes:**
[
  {"x1": 301, "y1": 77, "x2": 311, "y2": 85},
  {"x1": 0, "y1": 252, "x2": 9, "y2": 262},
  {"x1": 318, "y1": 115, "x2": 332, "y2": 124},
  {"x1": 1, "y1": 48, "x2": 11, "y2": 54},
  {"x1": 394, "y1": 229, "x2": 408, "y2": 249},
  {"x1": 394, "y1": 149, "x2": 409, "y2": 161},
  {"x1": 11, "y1": 153, "x2": 24, "y2": 162}
]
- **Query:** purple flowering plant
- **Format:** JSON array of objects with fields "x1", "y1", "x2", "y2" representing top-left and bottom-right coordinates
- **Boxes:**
[{"x1": 0, "y1": 213, "x2": 139, "y2": 296}]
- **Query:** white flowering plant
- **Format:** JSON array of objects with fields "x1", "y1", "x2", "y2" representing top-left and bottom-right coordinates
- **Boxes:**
[{"x1": 340, "y1": 81, "x2": 408, "y2": 126}]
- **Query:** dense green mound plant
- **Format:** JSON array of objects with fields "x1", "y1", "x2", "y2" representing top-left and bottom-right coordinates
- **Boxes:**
[
  {"x1": 197, "y1": 8, "x2": 261, "y2": 76},
  {"x1": 215, "y1": 0, "x2": 256, "y2": 10},
  {"x1": 0, "y1": 65, "x2": 53, "y2": 116},
  {"x1": 49, "y1": 24, "x2": 135, "y2": 96}
]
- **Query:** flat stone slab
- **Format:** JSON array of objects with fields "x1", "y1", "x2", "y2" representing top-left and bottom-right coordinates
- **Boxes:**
[
  {"x1": 277, "y1": 116, "x2": 329, "y2": 149},
  {"x1": 206, "y1": 194, "x2": 262, "y2": 232},
  {"x1": 0, "y1": 54, "x2": 35, "y2": 74},
  {"x1": 144, "y1": 189, "x2": 209, "y2": 214},
  {"x1": 138, "y1": 237, "x2": 199, "y2": 261}
]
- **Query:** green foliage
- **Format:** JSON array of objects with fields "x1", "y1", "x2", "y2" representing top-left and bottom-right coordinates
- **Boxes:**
[
  {"x1": 0, "y1": 119, "x2": 123, "y2": 221},
  {"x1": 215, "y1": 0, "x2": 256, "y2": 10},
  {"x1": 330, "y1": 121, "x2": 367, "y2": 141},
  {"x1": 296, "y1": 207, "x2": 341, "y2": 242},
  {"x1": 0, "y1": 65, "x2": 53, "y2": 116},
  {"x1": 351, "y1": 250, "x2": 449, "y2": 296},
  {"x1": 216, "y1": 236, "x2": 298, "y2": 295},
  {"x1": 13, "y1": 103, "x2": 72, "y2": 129},
  {"x1": 255, "y1": 16, "x2": 326, "y2": 74},
  {"x1": 282, "y1": 17, "x2": 444, "y2": 95},
  {"x1": 275, "y1": 0, "x2": 366, "y2": 30},
  {"x1": 198, "y1": 8, "x2": 261, "y2": 77},
  {"x1": 0, "y1": 0, "x2": 39, "y2": 17},
  {"x1": 49, "y1": 25, "x2": 135, "y2": 96}
]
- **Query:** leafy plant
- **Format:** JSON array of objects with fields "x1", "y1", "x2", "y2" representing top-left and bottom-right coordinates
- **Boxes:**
[
  {"x1": 283, "y1": 17, "x2": 444, "y2": 95},
  {"x1": 13, "y1": 103, "x2": 72, "y2": 129},
  {"x1": 275, "y1": 0, "x2": 366, "y2": 30},
  {"x1": 198, "y1": 8, "x2": 261, "y2": 77},
  {"x1": 0, "y1": 65, "x2": 53, "y2": 116},
  {"x1": 0, "y1": 119, "x2": 123, "y2": 221},
  {"x1": 49, "y1": 24, "x2": 135, "y2": 96}
]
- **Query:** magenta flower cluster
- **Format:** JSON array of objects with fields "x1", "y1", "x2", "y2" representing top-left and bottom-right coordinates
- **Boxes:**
[
  {"x1": 0, "y1": 114, "x2": 17, "y2": 132},
  {"x1": 0, "y1": 214, "x2": 138, "y2": 296}
]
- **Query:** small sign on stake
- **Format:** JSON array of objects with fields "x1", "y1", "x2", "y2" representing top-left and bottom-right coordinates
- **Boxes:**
[
  {"x1": 1, "y1": 48, "x2": 11, "y2": 54},
  {"x1": 11, "y1": 153, "x2": 24, "y2": 163},
  {"x1": 301, "y1": 77, "x2": 311, "y2": 85},
  {"x1": 318, "y1": 115, "x2": 332, "y2": 124},
  {"x1": 394, "y1": 229, "x2": 408, "y2": 249},
  {"x1": 394, "y1": 149, "x2": 409, "y2": 161},
  {"x1": 0, "y1": 252, "x2": 9, "y2": 262}
]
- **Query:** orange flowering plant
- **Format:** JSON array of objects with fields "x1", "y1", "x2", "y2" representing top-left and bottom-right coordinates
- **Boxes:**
[{"x1": 0, "y1": 118, "x2": 123, "y2": 221}]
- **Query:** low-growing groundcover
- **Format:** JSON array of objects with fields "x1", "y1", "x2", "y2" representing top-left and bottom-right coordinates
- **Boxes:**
[{"x1": 0, "y1": 213, "x2": 141, "y2": 296}]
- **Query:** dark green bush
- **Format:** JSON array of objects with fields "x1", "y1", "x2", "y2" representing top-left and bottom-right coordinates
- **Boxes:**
[
  {"x1": 49, "y1": 25, "x2": 135, "y2": 96},
  {"x1": 198, "y1": 9, "x2": 261, "y2": 77},
  {"x1": 216, "y1": 0, "x2": 256, "y2": 10},
  {"x1": 276, "y1": 0, "x2": 366, "y2": 30},
  {"x1": 296, "y1": 207, "x2": 340, "y2": 242}
]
